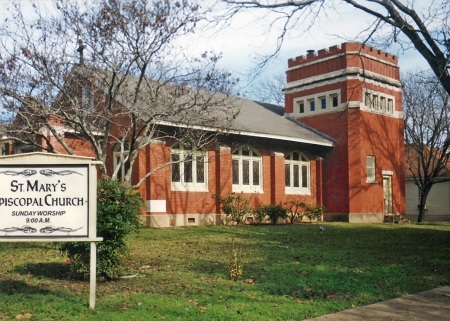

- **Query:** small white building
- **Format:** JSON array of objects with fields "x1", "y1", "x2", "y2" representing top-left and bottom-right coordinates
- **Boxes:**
[{"x1": 405, "y1": 180, "x2": 450, "y2": 222}]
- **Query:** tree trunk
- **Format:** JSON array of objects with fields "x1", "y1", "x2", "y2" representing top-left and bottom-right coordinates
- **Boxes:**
[{"x1": 417, "y1": 188, "x2": 431, "y2": 223}]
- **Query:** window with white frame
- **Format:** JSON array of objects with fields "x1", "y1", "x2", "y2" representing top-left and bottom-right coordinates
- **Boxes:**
[
  {"x1": 387, "y1": 98, "x2": 394, "y2": 113},
  {"x1": 113, "y1": 141, "x2": 130, "y2": 182},
  {"x1": 298, "y1": 100, "x2": 305, "y2": 114},
  {"x1": 380, "y1": 96, "x2": 386, "y2": 112},
  {"x1": 232, "y1": 146, "x2": 262, "y2": 192},
  {"x1": 365, "y1": 92, "x2": 372, "y2": 108},
  {"x1": 366, "y1": 155, "x2": 376, "y2": 183},
  {"x1": 364, "y1": 91, "x2": 395, "y2": 115},
  {"x1": 330, "y1": 94, "x2": 339, "y2": 107},
  {"x1": 308, "y1": 98, "x2": 316, "y2": 112},
  {"x1": 171, "y1": 142, "x2": 207, "y2": 191},
  {"x1": 285, "y1": 151, "x2": 310, "y2": 194},
  {"x1": 373, "y1": 95, "x2": 379, "y2": 111},
  {"x1": 293, "y1": 90, "x2": 340, "y2": 116},
  {"x1": 319, "y1": 96, "x2": 327, "y2": 109}
]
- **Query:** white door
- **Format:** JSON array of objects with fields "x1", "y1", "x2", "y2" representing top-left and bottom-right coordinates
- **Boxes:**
[{"x1": 383, "y1": 175, "x2": 393, "y2": 214}]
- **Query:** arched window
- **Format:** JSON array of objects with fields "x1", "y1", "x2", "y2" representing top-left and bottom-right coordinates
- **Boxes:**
[
  {"x1": 285, "y1": 151, "x2": 310, "y2": 194},
  {"x1": 171, "y1": 142, "x2": 208, "y2": 191},
  {"x1": 232, "y1": 146, "x2": 262, "y2": 192},
  {"x1": 113, "y1": 141, "x2": 130, "y2": 182}
]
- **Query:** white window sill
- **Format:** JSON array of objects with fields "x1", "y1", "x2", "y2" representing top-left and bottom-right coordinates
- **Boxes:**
[
  {"x1": 232, "y1": 186, "x2": 263, "y2": 194},
  {"x1": 285, "y1": 188, "x2": 311, "y2": 195},
  {"x1": 171, "y1": 183, "x2": 209, "y2": 192}
]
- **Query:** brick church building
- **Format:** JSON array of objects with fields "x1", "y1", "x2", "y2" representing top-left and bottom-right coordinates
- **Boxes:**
[{"x1": 0, "y1": 42, "x2": 405, "y2": 227}]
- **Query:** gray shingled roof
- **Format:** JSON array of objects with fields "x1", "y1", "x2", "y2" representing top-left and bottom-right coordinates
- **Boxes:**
[
  {"x1": 71, "y1": 66, "x2": 335, "y2": 148},
  {"x1": 157, "y1": 96, "x2": 335, "y2": 147},
  {"x1": 227, "y1": 98, "x2": 335, "y2": 147}
]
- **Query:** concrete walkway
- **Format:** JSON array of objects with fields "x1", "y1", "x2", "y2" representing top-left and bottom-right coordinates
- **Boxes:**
[{"x1": 304, "y1": 286, "x2": 450, "y2": 321}]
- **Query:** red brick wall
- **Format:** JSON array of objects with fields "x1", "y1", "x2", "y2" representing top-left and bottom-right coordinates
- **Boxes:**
[
  {"x1": 300, "y1": 111, "x2": 350, "y2": 214},
  {"x1": 135, "y1": 142, "x2": 320, "y2": 217},
  {"x1": 46, "y1": 132, "x2": 96, "y2": 158},
  {"x1": 270, "y1": 152, "x2": 286, "y2": 204}
]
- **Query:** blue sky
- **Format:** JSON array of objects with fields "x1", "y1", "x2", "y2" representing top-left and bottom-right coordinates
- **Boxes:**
[
  {"x1": 178, "y1": 0, "x2": 432, "y2": 98},
  {"x1": 0, "y1": 0, "x2": 434, "y2": 102}
]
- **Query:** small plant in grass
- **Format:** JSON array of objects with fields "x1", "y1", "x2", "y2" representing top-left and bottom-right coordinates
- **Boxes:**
[
  {"x1": 228, "y1": 243, "x2": 243, "y2": 281},
  {"x1": 285, "y1": 200, "x2": 306, "y2": 224},
  {"x1": 59, "y1": 178, "x2": 144, "y2": 280},
  {"x1": 214, "y1": 193, "x2": 249, "y2": 280},
  {"x1": 213, "y1": 193, "x2": 252, "y2": 225}
]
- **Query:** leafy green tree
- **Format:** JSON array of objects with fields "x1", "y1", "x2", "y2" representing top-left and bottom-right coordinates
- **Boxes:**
[{"x1": 60, "y1": 179, "x2": 144, "y2": 280}]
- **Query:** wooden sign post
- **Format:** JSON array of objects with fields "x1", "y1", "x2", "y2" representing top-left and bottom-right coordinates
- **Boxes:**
[{"x1": 0, "y1": 153, "x2": 103, "y2": 309}]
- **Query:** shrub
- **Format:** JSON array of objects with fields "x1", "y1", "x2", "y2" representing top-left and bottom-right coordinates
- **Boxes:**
[
  {"x1": 59, "y1": 179, "x2": 144, "y2": 280},
  {"x1": 263, "y1": 204, "x2": 287, "y2": 225},
  {"x1": 213, "y1": 193, "x2": 252, "y2": 225},
  {"x1": 253, "y1": 204, "x2": 267, "y2": 224},
  {"x1": 303, "y1": 204, "x2": 325, "y2": 223},
  {"x1": 285, "y1": 200, "x2": 306, "y2": 224}
]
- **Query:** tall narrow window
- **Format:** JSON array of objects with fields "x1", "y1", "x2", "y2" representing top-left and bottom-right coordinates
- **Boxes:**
[
  {"x1": 297, "y1": 100, "x2": 305, "y2": 114},
  {"x1": 319, "y1": 96, "x2": 327, "y2": 109},
  {"x1": 308, "y1": 99, "x2": 315, "y2": 112},
  {"x1": 82, "y1": 87, "x2": 90, "y2": 109},
  {"x1": 285, "y1": 151, "x2": 310, "y2": 194},
  {"x1": 113, "y1": 141, "x2": 130, "y2": 182},
  {"x1": 387, "y1": 99, "x2": 394, "y2": 113},
  {"x1": 380, "y1": 97, "x2": 386, "y2": 113},
  {"x1": 232, "y1": 159, "x2": 239, "y2": 184},
  {"x1": 330, "y1": 94, "x2": 339, "y2": 107},
  {"x1": 196, "y1": 155, "x2": 205, "y2": 183},
  {"x1": 373, "y1": 95, "x2": 379, "y2": 111},
  {"x1": 171, "y1": 142, "x2": 208, "y2": 191},
  {"x1": 365, "y1": 92, "x2": 372, "y2": 108},
  {"x1": 171, "y1": 154, "x2": 181, "y2": 182},
  {"x1": 366, "y1": 155, "x2": 376, "y2": 183},
  {"x1": 232, "y1": 146, "x2": 262, "y2": 192}
]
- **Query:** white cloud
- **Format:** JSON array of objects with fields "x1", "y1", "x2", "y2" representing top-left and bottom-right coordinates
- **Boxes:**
[{"x1": 179, "y1": 0, "x2": 433, "y2": 97}]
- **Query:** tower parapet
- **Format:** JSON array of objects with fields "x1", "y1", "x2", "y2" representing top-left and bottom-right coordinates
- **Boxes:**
[{"x1": 288, "y1": 42, "x2": 397, "y2": 69}]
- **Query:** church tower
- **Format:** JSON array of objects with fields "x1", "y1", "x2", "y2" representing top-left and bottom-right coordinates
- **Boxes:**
[{"x1": 285, "y1": 42, "x2": 405, "y2": 222}]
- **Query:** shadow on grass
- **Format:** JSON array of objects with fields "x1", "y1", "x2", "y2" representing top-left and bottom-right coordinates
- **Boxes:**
[
  {"x1": 0, "y1": 242, "x2": 51, "y2": 252},
  {"x1": 0, "y1": 280, "x2": 53, "y2": 295},
  {"x1": 13, "y1": 262, "x2": 83, "y2": 280}
]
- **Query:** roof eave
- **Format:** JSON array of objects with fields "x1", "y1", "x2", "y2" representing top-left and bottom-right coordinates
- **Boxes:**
[{"x1": 155, "y1": 120, "x2": 335, "y2": 147}]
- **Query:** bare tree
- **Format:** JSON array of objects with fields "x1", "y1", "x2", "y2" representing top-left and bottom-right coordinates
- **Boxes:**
[
  {"x1": 0, "y1": 0, "x2": 239, "y2": 185},
  {"x1": 220, "y1": 0, "x2": 450, "y2": 95},
  {"x1": 403, "y1": 71, "x2": 450, "y2": 222},
  {"x1": 253, "y1": 73, "x2": 285, "y2": 105}
]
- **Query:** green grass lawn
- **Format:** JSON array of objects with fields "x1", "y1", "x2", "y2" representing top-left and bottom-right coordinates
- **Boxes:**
[{"x1": 1, "y1": 223, "x2": 449, "y2": 320}]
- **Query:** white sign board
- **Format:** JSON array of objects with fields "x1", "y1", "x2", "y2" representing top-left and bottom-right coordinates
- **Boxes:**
[
  {"x1": 0, "y1": 153, "x2": 102, "y2": 309},
  {"x1": 0, "y1": 165, "x2": 90, "y2": 238}
]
